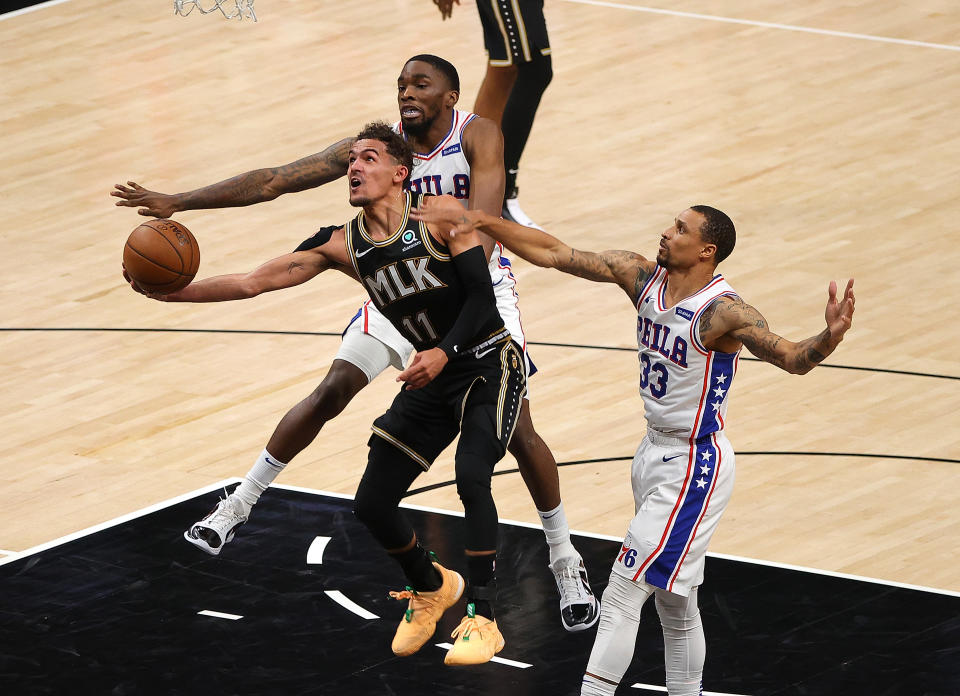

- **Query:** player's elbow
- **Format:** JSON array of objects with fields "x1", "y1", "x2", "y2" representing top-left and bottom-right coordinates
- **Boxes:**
[{"x1": 237, "y1": 276, "x2": 267, "y2": 298}]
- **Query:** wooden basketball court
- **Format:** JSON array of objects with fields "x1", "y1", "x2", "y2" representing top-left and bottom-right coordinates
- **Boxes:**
[{"x1": 1, "y1": 0, "x2": 958, "y2": 691}]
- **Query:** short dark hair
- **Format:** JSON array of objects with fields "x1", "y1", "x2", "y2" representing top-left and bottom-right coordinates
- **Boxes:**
[
  {"x1": 405, "y1": 54, "x2": 460, "y2": 92},
  {"x1": 355, "y1": 121, "x2": 414, "y2": 186},
  {"x1": 691, "y1": 205, "x2": 736, "y2": 264}
]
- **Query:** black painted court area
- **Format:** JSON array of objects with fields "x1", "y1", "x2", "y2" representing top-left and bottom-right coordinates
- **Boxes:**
[{"x1": 1, "y1": 486, "x2": 957, "y2": 696}]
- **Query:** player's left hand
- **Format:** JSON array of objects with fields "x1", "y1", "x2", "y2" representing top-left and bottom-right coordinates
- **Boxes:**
[
  {"x1": 432, "y1": 0, "x2": 459, "y2": 20},
  {"x1": 397, "y1": 347, "x2": 448, "y2": 389},
  {"x1": 824, "y1": 278, "x2": 855, "y2": 343}
]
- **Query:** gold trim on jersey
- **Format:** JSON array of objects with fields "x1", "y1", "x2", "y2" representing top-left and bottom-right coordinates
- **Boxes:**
[
  {"x1": 356, "y1": 191, "x2": 412, "y2": 247},
  {"x1": 420, "y1": 221, "x2": 451, "y2": 261},
  {"x1": 344, "y1": 218, "x2": 362, "y2": 280},
  {"x1": 371, "y1": 426, "x2": 432, "y2": 472}
]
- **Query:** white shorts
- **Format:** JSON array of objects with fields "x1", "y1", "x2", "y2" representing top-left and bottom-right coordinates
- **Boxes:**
[
  {"x1": 337, "y1": 244, "x2": 535, "y2": 389},
  {"x1": 337, "y1": 301, "x2": 414, "y2": 383},
  {"x1": 611, "y1": 429, "x2": 735, "y2": 597}
]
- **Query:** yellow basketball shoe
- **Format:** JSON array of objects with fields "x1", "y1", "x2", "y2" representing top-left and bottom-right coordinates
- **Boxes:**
[
  {"x1": 389, "y1": 562, "x2": 464, "y2": 657},
  {"x1": 443, "y1": 604, "x2": 505, "y2": 666}
]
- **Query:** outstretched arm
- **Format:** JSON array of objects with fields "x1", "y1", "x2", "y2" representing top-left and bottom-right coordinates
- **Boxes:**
[
  {"x1": 701, "y1": 279, "x2": 856, "y2": 374},
  {"x1": 123, "y1": 227, "x2": 352, "y2": 302},
  {"x1": 112, "y1": 138, "x2": 354, "y2": 218},
  {"x1": 411, "y1": 196, "x2": 657, "y2": 304}
]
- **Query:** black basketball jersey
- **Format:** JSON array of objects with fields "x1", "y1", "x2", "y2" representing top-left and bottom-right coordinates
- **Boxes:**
[{"x1": 345, "y1": 192, "x2": 504, "y2": 353}]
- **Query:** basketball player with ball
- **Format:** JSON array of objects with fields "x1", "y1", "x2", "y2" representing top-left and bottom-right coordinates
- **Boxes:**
[
  {"x1": 411, "y1": 194, "x2": 856, "y2": 694},
  {"x1": 126, "y1": 122, "x2": 525, "y2": 665},
  {"x1": 114, "y1": 54, "x2": 598, "y2": 633}
]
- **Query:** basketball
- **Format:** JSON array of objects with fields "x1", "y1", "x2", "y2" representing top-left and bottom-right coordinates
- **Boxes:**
[{"x1": 123, "y1": 219, "x2": 200, "y2": 294}]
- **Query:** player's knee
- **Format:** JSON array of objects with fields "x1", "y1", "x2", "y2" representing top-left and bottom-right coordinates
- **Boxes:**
[
  {"x1": 655, "y1": 588, "x2": 701, "y2": 631},
  {"x1": 309, "y1": 366, "x2": 365, "y2": 419},
  {"x1": 602, "y1": 572, "x2": 652, "y2": 618},
  {"x1": 454, "y1": 456, "x2": 493, "y2": 507},
  {"x1": 516, "y1": 55, "x2": 553, "y2": 93}
]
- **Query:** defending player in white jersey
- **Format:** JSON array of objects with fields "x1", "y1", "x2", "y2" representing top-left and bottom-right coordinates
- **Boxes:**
[
  {"x1": 112, "y1": 54, "x2": 598, "y2": 632},
  {"x1": 411, "y1": 197, "x2": 856, "y2": 696}
]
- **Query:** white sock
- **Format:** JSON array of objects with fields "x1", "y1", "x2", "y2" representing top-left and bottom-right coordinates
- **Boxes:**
[
  {"x1": 232, "y1": 449, "x2": 287, "y2": 514},
  {"x1": 539, "y1": 502, "x2": 578, "y2": 565}
]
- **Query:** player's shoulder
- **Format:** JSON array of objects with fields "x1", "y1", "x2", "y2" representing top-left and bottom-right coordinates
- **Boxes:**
[
  {"x1": 460, "y1": 113, "x2": 502, "y2": 148},
  {"x1": 293, "y1": 224, "x2": 346, "y2": 253}
]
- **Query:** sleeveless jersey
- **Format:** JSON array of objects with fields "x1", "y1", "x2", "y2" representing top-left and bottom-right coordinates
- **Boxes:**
[
  {"x1": 395, "y1": 108, "x2": 475, "y2": 201},
  {"x1": 394, "y1": 109, "x2": 523, "y2": 348},
  {"x1": 635, "y1": 267, "x2": 741, "y2": 438},
  {"x1": 345, "y1": 191, "x2": 505, "y2": 353}
]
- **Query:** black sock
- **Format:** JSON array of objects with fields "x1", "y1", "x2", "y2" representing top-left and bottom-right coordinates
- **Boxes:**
[
  {"x1": 466, "y1": 554, "x2": 497, "y2": 619},
  {"x1": 391, "y1": 542, "x2": 442, "y2": 591}
]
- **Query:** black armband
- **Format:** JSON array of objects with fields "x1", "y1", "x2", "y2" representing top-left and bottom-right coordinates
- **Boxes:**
[
  {"x1": 438, "y1": 245, "x2": 502, "y2": 358},
  {"x1": 294, "y1": 225, "x2": 338, "y2": 252}
]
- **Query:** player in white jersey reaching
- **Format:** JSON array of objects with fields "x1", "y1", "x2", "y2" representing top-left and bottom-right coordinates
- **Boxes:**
[
  {"x1": 412, "y1": 197, "x2": 856, "y2": 695},
  {"x1": 112, "y1": 54, "x2": 598, "y2": 632}
]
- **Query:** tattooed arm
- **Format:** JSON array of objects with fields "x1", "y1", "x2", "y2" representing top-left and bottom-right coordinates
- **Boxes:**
[
  {"x1": 411, "y1": 195, "x2": 657, "y2": 304},
  {"x1": 112, "y1": 138, "x2": 355, "y2": 218},
  {"x1": 699, "y1": 279, "x2": 856, "y2": 374},
  {"x1": 125, "y1": 227, "x2": 354, "y2": 302}
]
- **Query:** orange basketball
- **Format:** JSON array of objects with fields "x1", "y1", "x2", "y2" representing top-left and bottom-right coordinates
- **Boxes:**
[{"x1": 123, "y1": 219, "x2": 200, "y2": 293}]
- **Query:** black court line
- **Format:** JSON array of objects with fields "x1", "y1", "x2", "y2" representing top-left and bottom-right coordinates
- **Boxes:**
[
  {"x1": 2, "y1": 327, "x2": 958, "y2": 382},
  {"x1": 406, "y1": 451, "x2": 960, "y2": 496},
  {"x1": 0, "y1": 483, "x2": 957, "y2": 696}
]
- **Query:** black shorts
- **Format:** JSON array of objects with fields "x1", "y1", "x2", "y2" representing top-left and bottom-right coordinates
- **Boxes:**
[
  {"x1": 476, "y1": 0, "x2": 551, "y2": 66},
  {"x1": 370, "y1": 339, "x2": 527, "y2": 470}
]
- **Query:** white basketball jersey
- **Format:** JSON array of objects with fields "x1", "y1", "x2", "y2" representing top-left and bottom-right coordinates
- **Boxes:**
[
  {"x1": 635, "y1": 267, "x2": 741, "y2": 438},
  {"x1": 394, "y1": 110, "x2": 524, "y2": 351}
]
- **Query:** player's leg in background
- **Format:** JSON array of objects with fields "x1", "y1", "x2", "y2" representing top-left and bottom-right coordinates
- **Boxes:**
[
  {"x1": 474, "y1": 62, "x2": 518, "y2": 123},
  {"x1": 471, "y1": 0, "x2": 552, "y2": 227},
  {"x1": 655, "y1": 587, "x2": 705, "y2": 696},
  {"x1": 182, "y1": 359, "x2": 370, "y2": 554},
  {"x1": 510, "y1": 399, "x2": 600, "y2": 632},
  {"x1": 499, "y1": 51, "x2": 552, "y2": 222},
  {"x1": 184, "y1": 330, "x2": 398, "y2": 554},
  {"x1": 581, "y1": 572, "x2": 654, "y2": 696}
]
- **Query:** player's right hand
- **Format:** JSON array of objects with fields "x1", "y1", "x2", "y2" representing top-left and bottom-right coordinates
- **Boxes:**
[
  {"x1": 432, "y1": 0, "x2": 459, "y2": 20},
  {"x1": 122, "y1": 263, "x2": 168, "y2": 301},
  {"x1": 112, "y1": 181, "x2": 179, "y2": 218}
]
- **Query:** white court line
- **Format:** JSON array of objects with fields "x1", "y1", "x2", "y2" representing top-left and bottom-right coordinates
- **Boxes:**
[
  {"x1": 0, "y1": 478, "x2": 243, "y2": 567},
  {"x1": 198, "y1": 609, "x2": 243, "y2": 620},
  {"x1": 632, "y1": 682, "x2": 749, "y2": 696},
  {"x1": 1, "y1": 0, "x2": 74, "y2": 21},
  {"x1": 560, "y1": 0, "x2": 960, "y2": 52},
  {"x1": 306, "y1": 536, "x2": 332, "y2": 565},
  {"x1": 325, "y1": 590, "x2": 379, "y2": 620},
  {"x1": 272, "y1": 484, "x2": 960, "y2": 599},
  {"x1": 0, "y1": 549, "x2": 17, "y2": 556},
  {"x1": 435, "y1": 643, "x2": 532, "y2": 669},
  {"x1": 2, "y1": 480, "x2": 956, "y2": 599}
]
